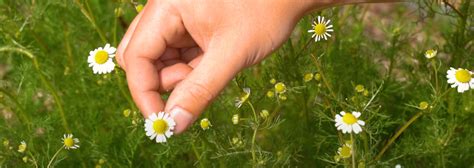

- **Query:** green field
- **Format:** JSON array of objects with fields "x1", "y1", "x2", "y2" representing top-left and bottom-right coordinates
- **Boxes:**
[{"x1": 0, "y1": 0, "x2": 473, "y2": 167}]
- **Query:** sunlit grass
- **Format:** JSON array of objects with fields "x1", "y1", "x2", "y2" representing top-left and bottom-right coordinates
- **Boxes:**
[{"x1": 0, "y1": 0, "x2": 472, "y2": 167}]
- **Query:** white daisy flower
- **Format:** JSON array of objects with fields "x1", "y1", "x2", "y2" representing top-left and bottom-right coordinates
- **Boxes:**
[
  {"x1": 335, "y1": 111, "x2": 365, "y2": 134},
  {"x1": 424, "y1": 49, "x2": 437, "y2": 59},
  {"x1": 235, "y1": 88, "x2": 251, "y2": 108},
  {"x1": 144, "y1": 112, "x2": 176, "y2": 143},
  {"x1": 87, "y1": 43, "x2": 116, "y2": 74},
  {"x1": 447, "y1": 67, "x2": 474, "y2": 93},
  {"x1": 62, "y1": 134, "x2": 80, "y2": 150},
  {"x1": 308, "y1": 16, "x2": 334, "y2": 42}
]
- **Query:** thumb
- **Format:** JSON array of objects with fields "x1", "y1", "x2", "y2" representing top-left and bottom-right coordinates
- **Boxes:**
[{"x1": 164, "y1": 44, "x2": 246, "y2": 134}]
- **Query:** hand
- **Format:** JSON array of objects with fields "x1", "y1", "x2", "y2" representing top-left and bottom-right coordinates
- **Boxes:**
[{"x1": 116, "y1": 0, "x2": 396, "y2": 133}]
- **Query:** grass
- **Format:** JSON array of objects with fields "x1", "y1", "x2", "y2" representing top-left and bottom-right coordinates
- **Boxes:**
[{"x1": 0, "y1": 0, "x2": 473, "y2": 167}]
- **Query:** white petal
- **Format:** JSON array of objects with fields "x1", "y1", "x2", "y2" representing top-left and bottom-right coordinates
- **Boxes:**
[
  {"x1": 358, "y1": 120, "x2": 365, "y2": 126},
  {"x1": 353, "y1": 112, "x2": 361, "y2": 118}
]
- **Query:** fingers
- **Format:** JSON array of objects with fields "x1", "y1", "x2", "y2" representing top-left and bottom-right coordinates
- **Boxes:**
[
  {"x1": 158, "y1": 63, "x2": 193, "y2": 92},
  {"x1": 123, "y1": 2, "x2": 184, "y2": 118},
  {"x1": 164, "y1": 42, "x2": 246, "y2": 134}
]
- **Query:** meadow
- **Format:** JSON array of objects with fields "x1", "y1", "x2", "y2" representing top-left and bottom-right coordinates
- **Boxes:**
[{"x1": 0, "y1": 0, "x2": 473, "y2": 167}]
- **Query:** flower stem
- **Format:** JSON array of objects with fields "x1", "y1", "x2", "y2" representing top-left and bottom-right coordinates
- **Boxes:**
[
  {"x1": 373, "y1": 111, "x2": 424, "y2": 162},
  {"x1": 351, "y1": 133, "x2": 356, "y2": 168},
  {"x1": 247, "y1": 101, "x2": 259, "y2": 167},
  {"x1": 47, "y1": 146, "x2": 64, "y2": 168}
]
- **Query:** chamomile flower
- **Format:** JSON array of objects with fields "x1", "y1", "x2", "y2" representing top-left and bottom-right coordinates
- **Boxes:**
[
  {"x1": 18, "y1": 141, "x2": 26, "y2": 153},
  {"x1": 446, "y1": 67, "x2": 474, "y2": 93},
  {"x1": 62, "y1": 134, "x2": 80, "y2": 150},
  {"x1": 274, "y1": 82, "x2": 287, "y2": 94},
  {"x1": 200, "y1": 118, "x2": 211, "y2": 130},
  {"x1": 425, "y1": 49, "x2": 437, "y2": 59},
  {"x1": 235, "y1": 88, "x2": 251, "y2": 108},
  {"x1": 144, "y1": 112, "x2": 176, "y2": 143},
  {"x1": 355, "y1": 85, "x2": 365, "y2": 93},
  {"x1": 337, "y1": 141, "x2": 352, "y2": 159},
  {"x1": 87, "y1": 43, "x2": 116, "y2": 74},
  {"x1": 308, "y1": 16, "x2": 333, "y2": 42},
  {"x1": 335, "y1": 111, "x2": 365, "y2": 134}
]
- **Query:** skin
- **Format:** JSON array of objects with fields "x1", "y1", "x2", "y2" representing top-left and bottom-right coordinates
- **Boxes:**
[{"x1": 116, "y1": 0, "x2": 403, "y2": 134}]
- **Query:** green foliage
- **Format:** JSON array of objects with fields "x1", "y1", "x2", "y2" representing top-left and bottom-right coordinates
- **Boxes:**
[{"x1": 0, "y1": 0, "x2": 473, "y2": 167}]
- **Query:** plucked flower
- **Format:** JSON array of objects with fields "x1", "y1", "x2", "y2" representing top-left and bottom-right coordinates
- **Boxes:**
[{"x1": 144, "y1": 112, "x2": 176, "y2": 143}]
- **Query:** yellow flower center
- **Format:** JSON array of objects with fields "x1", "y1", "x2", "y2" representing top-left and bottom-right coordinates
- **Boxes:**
[
  {"x1": 153, "y1": 119, "x2": 168, "y2": 134},
  {"x1": 275, "y1": 82, "x2": 286, "y2": 93},
  {"x1": 64, "y1": 138, "x2": 74, "y2": 147},
  {"x1": 314, "y1": 24, "x2": 326, "y2": 35},
  {"x1": 342, "y1": 113, "x2": 357, "y2": 124},
  {"x1": 200, "y1": 119, "x2": 210, "y2": 129},
  {"x1": 455, "y1": 69, "x2": 471, "y2": 83},
  {"x1": 339, "y1": 146, "x2": 352, "y2": 158},
  {"x1": 94, "y1": 50, "x2": 109, "y2": 64}
]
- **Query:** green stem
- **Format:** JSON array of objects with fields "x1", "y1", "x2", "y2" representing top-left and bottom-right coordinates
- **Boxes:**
[
  {"x1": 0, "y1": 47, "x2": 70, "y2": 132},
  {"x1": 74, "y1": 0, "x2": 107, "y2": 43},
  {"x1": 191, "y1": 140, "x2": 204, "y2": 168},
  {"x1": 351, "y1": 133, "x2": 356, "y2": 168},
  {"x1": 247, "y1": 101, "x2": 259, "y2": 167},
  {"x1": 47, "y1": 146, "x2": 64, "y2": 168},
  {"x1": 373, "y1": 111, "x2": 424, "y2": 162}
]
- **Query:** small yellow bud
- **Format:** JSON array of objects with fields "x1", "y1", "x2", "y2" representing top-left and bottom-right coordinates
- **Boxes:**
[
  {"x1": 304, "y1": 73, "x2": 314, "y2": 82},
  {"x1": 355, "y1": 85, "x2": 365, "y2": 93},
  {"x1": 419, "y1": 101, "x2": 429, "y2": 110},
  {"x1": 266, "y1": 90, "x2": 274, "y2": 98},
  {"x1": 123, "y1": 109, "x2": 131, "y2": 117},
  {"x1": 314, "y1": 73, "x2": 322, "y2": 81},
  {"x1": 22, "y1": 156, "x2": 28, "y2": 163},
  {"x1": 363, "y1": 90, "x2": 369, "y2": 97},
  {"x1": 270, "y1": 78, "x2": 276, "y2": 84},
  {"x1": 200, "y1": 118, "x2": 211, "y2": 130},
  {"x1": 135, "y1": 4, "x2": 144, "y2": 13}
]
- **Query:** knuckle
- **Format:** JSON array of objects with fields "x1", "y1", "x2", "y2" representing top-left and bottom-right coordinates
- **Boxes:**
[{"x1": 185, "y1": 81, "x2": 215, "y2": 105}]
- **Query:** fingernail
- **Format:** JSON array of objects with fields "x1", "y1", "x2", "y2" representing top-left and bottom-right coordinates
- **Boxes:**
[{"x1": 169, "y1": 106, "x2": 196, "y2": 134}]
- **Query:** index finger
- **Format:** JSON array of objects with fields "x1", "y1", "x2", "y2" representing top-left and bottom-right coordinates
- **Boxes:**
[{"x1": 123, "y1": 2, "x2": 180, "y2": 117}]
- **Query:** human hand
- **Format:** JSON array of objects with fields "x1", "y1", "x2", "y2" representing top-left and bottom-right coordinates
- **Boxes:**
[{"x1": 116, "y1": 0, "x2": 397, "y2": 134}]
